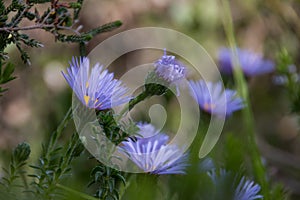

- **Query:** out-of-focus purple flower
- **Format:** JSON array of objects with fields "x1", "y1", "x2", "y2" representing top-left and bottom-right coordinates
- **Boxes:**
[
  {"x1": 272, "y1": 75, "x2": 288, "y2": 85},
  {"x1": 198, "y1": 157, "x2": 215, "y2": 173},
  {"x1": 287, "y1": 64, "x2": 297, "y2": 74},
  {"x1": 272, "y1": 64, "x2": 300, "y2": 85},
  {"x1": 234, "y1": 177, "x2": 263, "y2": 200},
  {"x1": 188, "y1": 80, "x2": 244, "y2": 117},
  {"x1": 154, "y1": 49, "x2": 186, "y2": 84},
  {"x1": 136, "y1": 122, "x2": 160, "y2": 138},
  {"x1": 62, "y1": 57, "x2": 131, "y2": 110},
  {"x1": 218, "y1": 47, "x2": 275, "y2": 76},
  {"x1": 208, "y1": 169, "x2": 263, "y2": 200},
  {"x1": 207, "y1": 168, "x2": 228, "y2": 184},
  {"x1": 119, "y1": 123, "x2": 189, "y2": 174},
  {"x1": 273, "y1": 73, "x2": 300, "y2": 85}
]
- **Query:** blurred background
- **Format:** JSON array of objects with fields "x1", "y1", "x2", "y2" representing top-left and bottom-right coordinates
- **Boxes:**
[{"x1": 1, "y1": 0, "x2": 300, "y2": 199}]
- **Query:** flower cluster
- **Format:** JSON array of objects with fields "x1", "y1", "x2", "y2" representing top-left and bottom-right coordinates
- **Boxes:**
[
  {"x1": 119, "y1": 123, "x2": 189, "y2": 174},
  {"x1": 189, "y1": 80, "x2": 244, "y2": 117},
  {"x1": 61, "y1": 49, "x2": 270, "y2": 179},
  {"x1": 61, "y1": 54, "x2": 246, "y2": 176},
  {"x1": 62, "y1": 57, "x2": 131, "y2": 110},
  {"x1": 218, "y1": 47, "x2": 275, "y2": 77}
]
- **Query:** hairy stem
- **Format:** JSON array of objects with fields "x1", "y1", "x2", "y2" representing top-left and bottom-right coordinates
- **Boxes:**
[{"x1": 128, "y1": 91, "x2": 150, "y2": 111}]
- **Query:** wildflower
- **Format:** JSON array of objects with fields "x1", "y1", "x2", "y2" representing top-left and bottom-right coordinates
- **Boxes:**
[
  {"x1": 188, "y1": 80, "x2": 244, "y2": 116},
  {"x1": 146, "y1": 49, "x2": 186, "y2": 96},
  {"x1": 207, "y1": 168, "x2": 229, "y2": 185},
  {"x1": 129, "y1": 50, "x2": 186, "y2": 110},
  {"x1": 136, "y1": 122, "x2": 160, "y2": 138},
  {"x1": 198, "y1": 157, "x2": 215, "y2": 173},
  {"x1": 154, "y1": 49, "x2": 186, "y2": 84},
  {"x1": 62, "y1": 57, "x2": 131, "y2": 110},
  {"x1": 273, "y1": 64, "x2": 299, "y2": 85},
  {"x1": 119, "y1": 123, "x2": 189, "y2": 174},
  {"x1": 234, "y1": 177, "x2": 263, "y2": 200},
  {"x1": 208, "y1": 169, "x2": 263, "y2": 200},
  {"x1": 218, "y1": 47, "x2": 275, "y2": 76}
]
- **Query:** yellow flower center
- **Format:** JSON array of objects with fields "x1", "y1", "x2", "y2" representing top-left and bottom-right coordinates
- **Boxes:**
[
  {"x1": 203, "y1": 102, "x2": 216, "y2": 111},
  {"x1": 84, "y1": 95, "x2": 90, "y2": 105},
  {"x1": 84, "y1": 95, "x2": 99, "y2": 106},
  {"x1": 83, "y1": 83, "x2": 100, "y2": 107}
]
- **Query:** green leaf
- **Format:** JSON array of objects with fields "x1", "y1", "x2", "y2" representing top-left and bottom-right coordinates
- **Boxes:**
[
  {"x1": 56, "y1": 21, "x2": 122, "y2": 43},
  {"x1": 114, "y1": 173, "x2": 126, "y2": 185},
  {"x1": 85, "y1": 20, "x2": 122, "y2": 37},
  {"x1": 29, "y1": 165, "x2": 42, "y2": 170},
  {"x1": 0, "y1": 63, "x2": 16, "y2": 84},
  {"x1": 28, "y1": 174, "x2": 41, "y2": 179}
]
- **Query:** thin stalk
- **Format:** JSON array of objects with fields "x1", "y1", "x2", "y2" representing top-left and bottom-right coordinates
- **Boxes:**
[
  {"x1": 46, "y1": 106, "x2": 73, "y2": 154},
  {"x1": 116, "y1": 91, "x2": 150, "y2": 121},
  {"x1": 128, "y1": 91, "x2": 150, "y2": 111},
  {"x1": 36, "y1": 106, "x2": 73, "y2": 194},
  {"x1": 219, "y1": 0, "x2": 270, "y2": 199},
  {"x1": 20, "y1": 172, "x2": 28, "y2": 190}
]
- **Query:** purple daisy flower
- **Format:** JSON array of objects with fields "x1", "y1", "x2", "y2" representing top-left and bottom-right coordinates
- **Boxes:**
[
  {"x1": 207, "y1": 168, "x2": 228, "y2": 185},
  {"x1": 154, "y1": 49, "x2": 186, "y2": 83},
  {"x1": 188, "y1": 80, "x2": 244, "y2": 117},
  {"x1": 119, "y1": 123, "x2": 189, "y2": 174},
  {"x1": 136, "y1": 122, "x2": 160, "y2": 138},
  {"x1": 234, "y1": 177, "x2": 263, "y2": 200},
  {"x1": 62, "y1": 57, "x2": 131, "y2": 110},
  {"x1": 152, "y1": 50, "x2": 187, "y2": 95},
  {"x1": 218, "y1": 47, "x2": 275, "y2": 76},
  {"x1": 208, "y1": 169, "x2": 263, "y2": 200}
]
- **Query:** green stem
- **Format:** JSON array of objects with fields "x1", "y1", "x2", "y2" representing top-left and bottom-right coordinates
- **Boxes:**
[
  {"x1": 20, "y1": 172, "x2": 28, "y2": 190},
  {"x1": 128, "y1": 91, "x2": 150, "y2": 111},
  {"x1": 115, "y1": 91, "x2": 150, "y2": 122},
  {"x1": 56, "y1": 184, "x2": 99, "y2": 200},
  {"x1": 38, "y1": 106, "x2": 73, "y2": 188},
  {"x1": 219, "y1": 0, "x2": 270, "y2": 199},
  {"x1": 46, "y1": 106, "x2": 73, "y2": 155}
]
